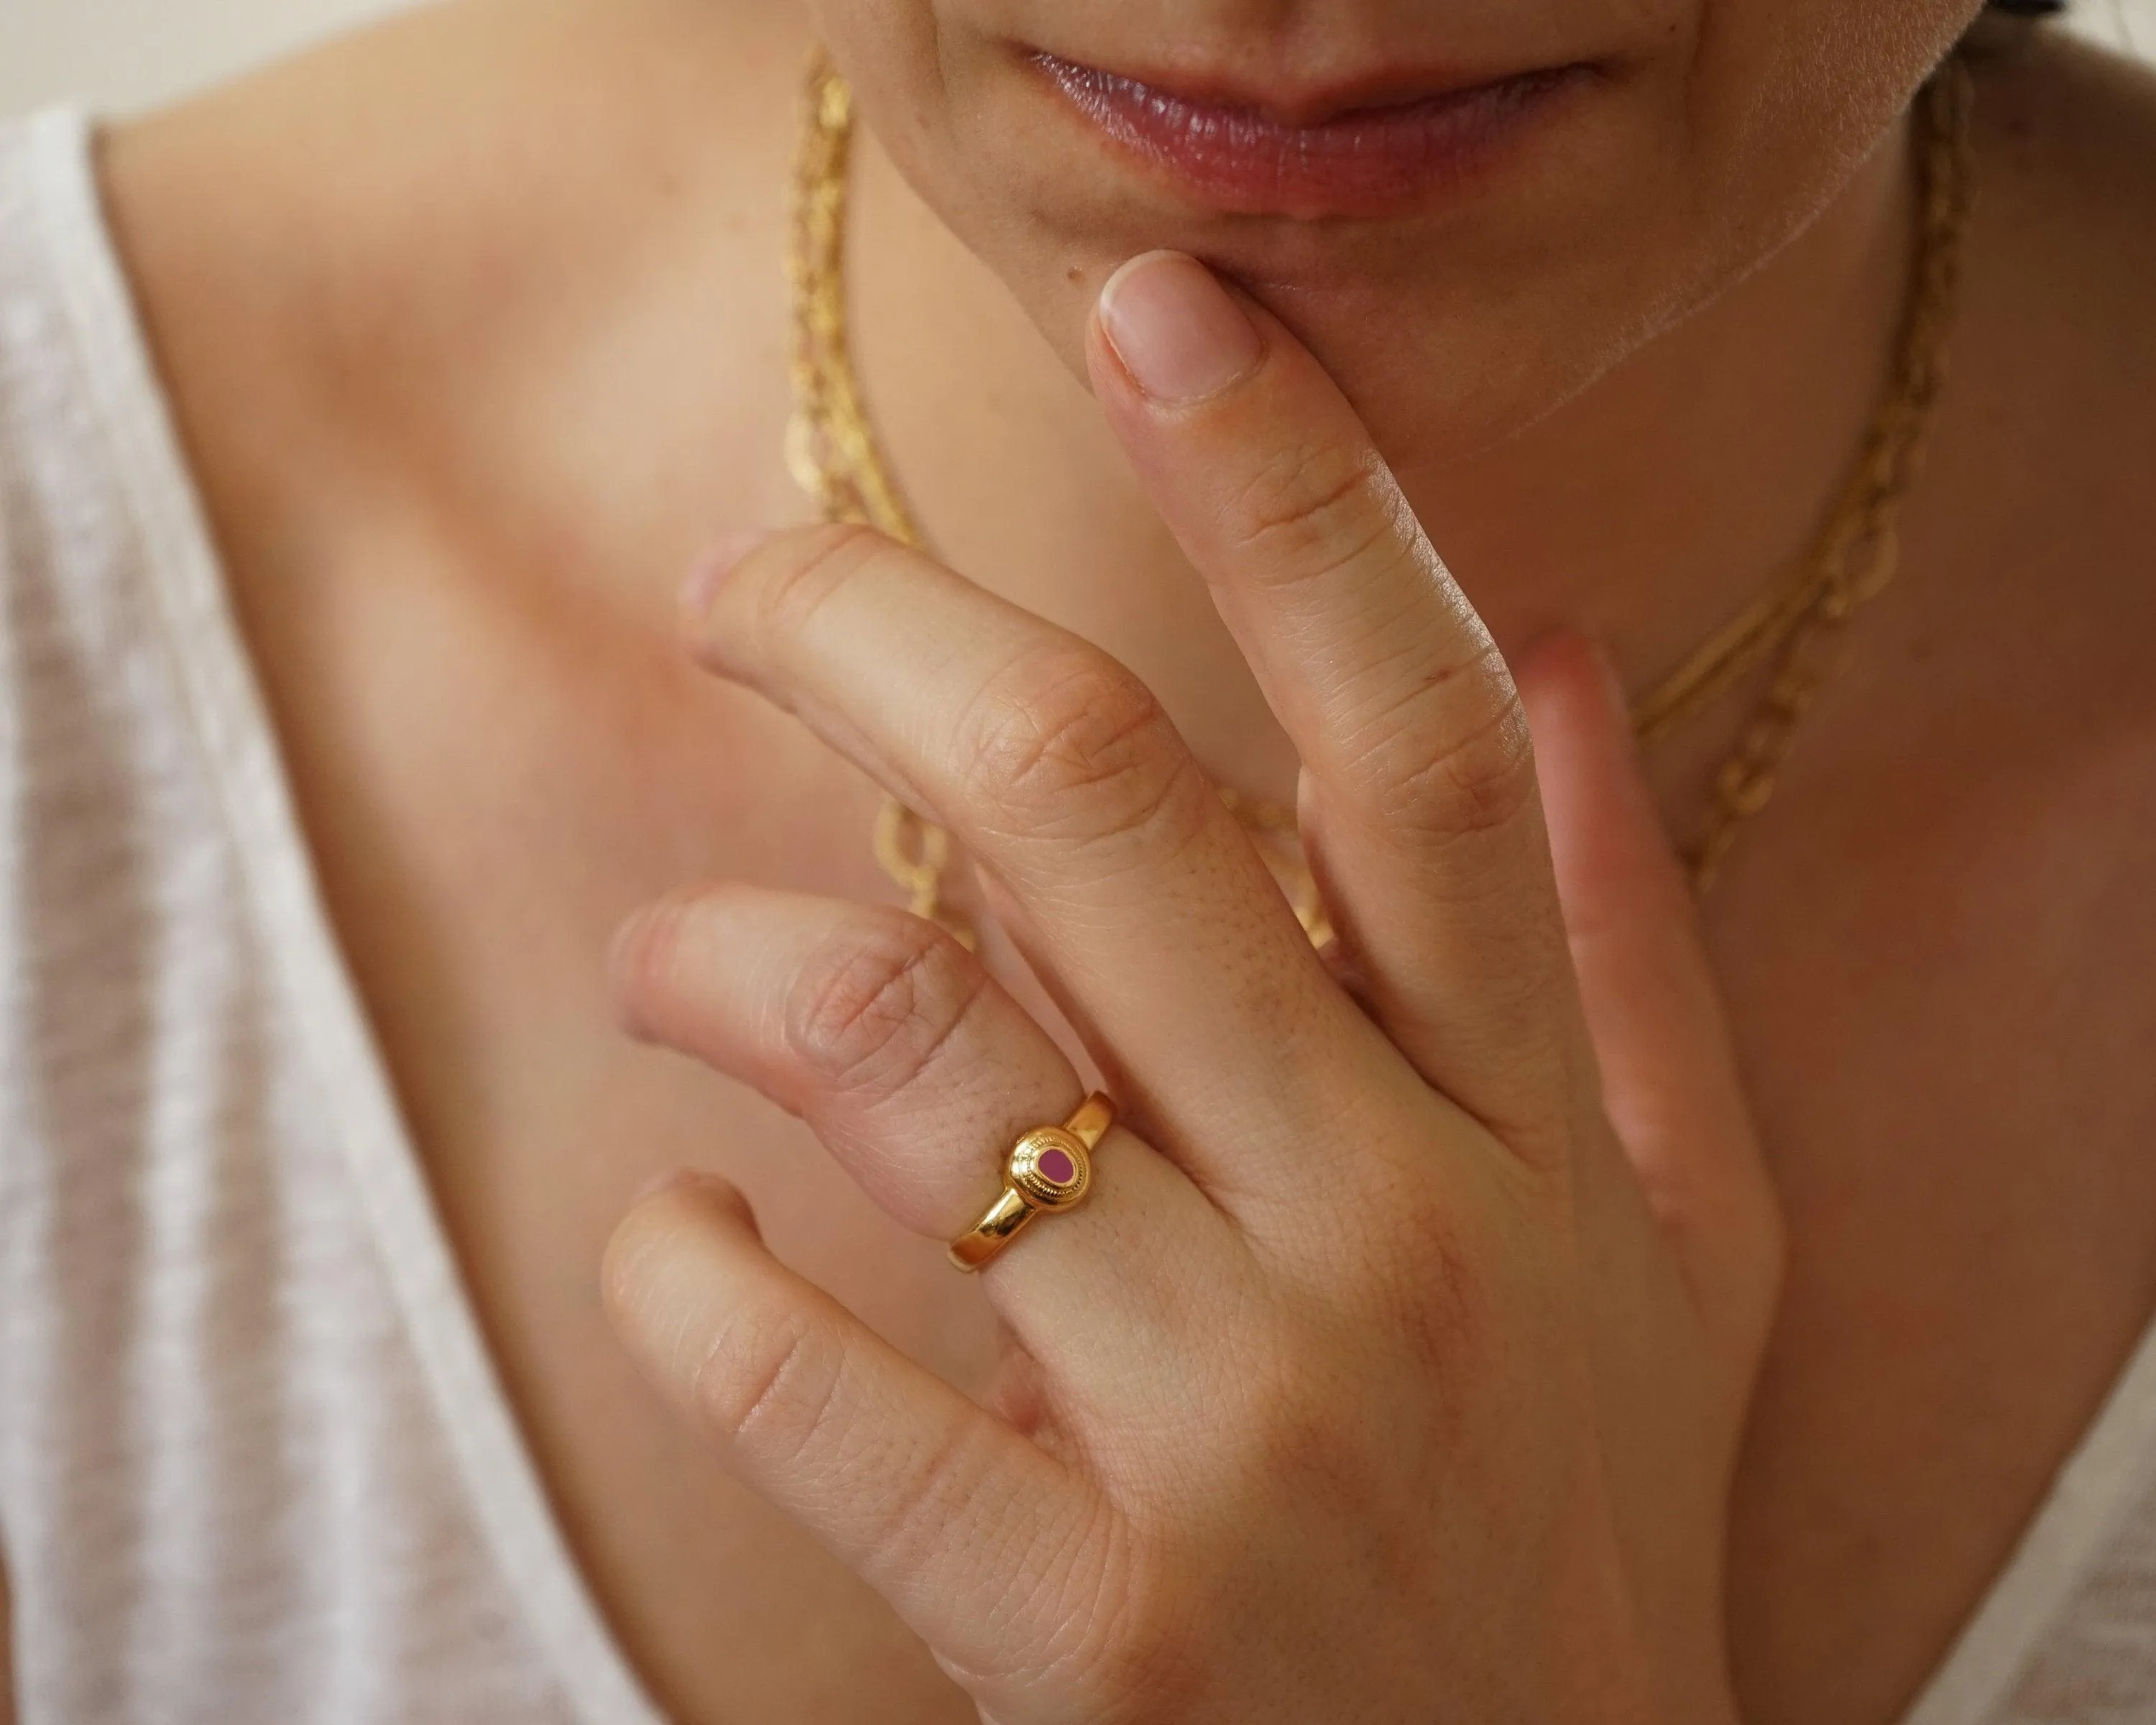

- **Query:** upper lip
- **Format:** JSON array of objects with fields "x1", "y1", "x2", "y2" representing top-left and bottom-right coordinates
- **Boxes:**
[{"x1": 1024, "y1": 49, "x2": 1575, "y2": 129}]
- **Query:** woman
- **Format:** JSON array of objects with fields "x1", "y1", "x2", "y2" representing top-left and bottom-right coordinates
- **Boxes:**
[{"x1": 1, "y1": 0, "x2": 2152, "y2": 1718}]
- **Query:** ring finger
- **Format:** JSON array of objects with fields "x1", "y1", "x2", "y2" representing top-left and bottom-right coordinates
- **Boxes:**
[{"x1": 609, "y1": 881, "x2": 1247, "y2": 1399}]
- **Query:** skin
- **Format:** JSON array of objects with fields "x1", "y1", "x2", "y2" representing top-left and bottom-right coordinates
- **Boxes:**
[
  {"x1": 815, "y1": 0, "x2": 1965, "y2": 467},
  {"x1": 3, "y1": 0, "x2": 2153, "y2": 1720},
  {"x1": 599, "y1": 275, "x2": 1787, "y2": 1721}
]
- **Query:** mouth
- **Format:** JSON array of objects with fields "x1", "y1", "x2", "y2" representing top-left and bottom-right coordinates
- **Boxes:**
[{"x1": 1031, "y1": 51, "x2": 1597, "y2": 220}]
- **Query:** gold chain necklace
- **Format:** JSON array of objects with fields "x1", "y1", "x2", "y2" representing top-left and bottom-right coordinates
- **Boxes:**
[{"x1": 786, "y1": 52, "x2": 1973, "y2": 942}]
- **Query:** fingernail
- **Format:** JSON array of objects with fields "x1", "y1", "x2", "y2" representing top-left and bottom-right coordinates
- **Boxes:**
[
  {"x1": 679, "y1": 531, "x2": 769, "y2": 619},
  {"x1": 1097, "y1": 251, "x2": 1263, "y2": 404}
]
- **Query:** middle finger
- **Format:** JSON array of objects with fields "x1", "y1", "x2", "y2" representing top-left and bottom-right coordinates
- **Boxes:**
[{"x1": 682, "y1": 525, "x2": 1408, "y2": 1207}]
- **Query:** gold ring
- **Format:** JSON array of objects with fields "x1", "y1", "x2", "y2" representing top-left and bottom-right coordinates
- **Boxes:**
[{"x1": 947, "y1": 1092, "x2": 1115, "y2": 1272}]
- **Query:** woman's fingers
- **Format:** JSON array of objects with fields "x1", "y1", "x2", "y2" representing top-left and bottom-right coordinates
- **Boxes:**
[
  {"x1": 1088, "y1": 252, "x2": 1580, "y2": 1148},
  {"x1": 612, "y1": 884, "x2": 1069, "y2": 1238},
  {"x1": 608, "y1": 884, "x2": 1243, "y2": 1385},
  {"x1": 1515, "y1": 633, "x2": 1784, "y2": 1384},
  {"x1": 681, "y1": 527, "x2": 1414, "y2": 1209},
  {"x1": 602, "y1": 1177, "x2": 1117, "y2": 1690}
]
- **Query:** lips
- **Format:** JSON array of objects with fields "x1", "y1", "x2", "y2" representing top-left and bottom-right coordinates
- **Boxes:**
[{"x1": 1033, "y1": 51, "x2": 1590, "y2": 219}]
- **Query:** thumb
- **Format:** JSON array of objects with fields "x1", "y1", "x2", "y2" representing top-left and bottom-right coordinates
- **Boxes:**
[{"x1": 1516, "y1": 631, "x2": 1784, "y2": 1386}]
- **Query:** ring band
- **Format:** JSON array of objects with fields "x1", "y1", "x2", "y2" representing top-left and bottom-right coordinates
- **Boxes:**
[{"x1": 947, "y1": 1092, "x2": 1115, "y2": 1272}]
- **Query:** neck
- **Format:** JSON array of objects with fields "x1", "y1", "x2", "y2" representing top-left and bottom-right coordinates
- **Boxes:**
[{"x1": 844, "y1": 109, "x2": 1915, "y2": 804}]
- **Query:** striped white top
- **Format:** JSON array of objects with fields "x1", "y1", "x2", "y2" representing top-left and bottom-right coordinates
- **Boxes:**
[{"x1": 1, "y1": 104, "x2": 2153, "y2": 1725}]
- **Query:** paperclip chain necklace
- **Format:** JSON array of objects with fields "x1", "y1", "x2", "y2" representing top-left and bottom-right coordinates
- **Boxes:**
[{"x1": 785, "y1": 52, "x2": 1974, "y2": 944}]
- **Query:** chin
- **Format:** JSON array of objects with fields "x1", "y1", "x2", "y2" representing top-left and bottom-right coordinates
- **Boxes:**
[{"x1": 819, "y1": 0, "x2": 1979, "y2": 464}]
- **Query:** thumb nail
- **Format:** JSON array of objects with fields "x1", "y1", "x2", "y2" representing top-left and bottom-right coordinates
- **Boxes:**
[{"x1": 1097, "y1": 251, "x2": 1264, "y2": 404}]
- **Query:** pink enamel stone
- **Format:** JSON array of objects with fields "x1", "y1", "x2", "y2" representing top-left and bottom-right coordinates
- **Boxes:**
[{"x1": 1038, "y1": 1147, "x2": 1078, "y2": 1187}]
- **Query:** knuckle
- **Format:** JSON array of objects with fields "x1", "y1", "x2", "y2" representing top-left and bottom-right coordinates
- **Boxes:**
[
  {"x1": 691, "y1": 1294, "x2": 842, "y2": 1457},
  {"x1": 957, "y1": 646, "x2": 1207, "y2": 852},
  {"x1": 607, "y1": 887, "x2": 714, "y2": 1039},
  {"x1": 1289, "y1": 1151, "x2": 1491, "y2": 1371},
  {"x1": 1026, "y1": 1504, "x2": 1150, "y2": 1683},
  {"x1": 1224, "y1": 438, "x2": 1409, "y2": 591},
  {"x1": 1338, "y1": 641, "x2": 1539, "y2": 845},
  {"x1": 1371, "y1": 1185, "x2": 1491, "y2": 1363},
  {"x1": 936, "y1": 1493, "x2": 1151, "y2": 1706},
  {"x1": 783, "y1": 909, "x2": 985, "y2": 1100},
  {"x1": 694, "y1": 1295, "x2": 1008, "y2": 1586},
  {"x1": 976, "y1": 1524, "x2": 1196, "y2": 1724},
  {"x1": 744, "y1": 521, "x2": 894, "y2": 640},
  {"x1": 1230, "y1": 1363, "x2": 1353, "y2": 1486},
  {"x1": 856, "y1": 1415, "x2": 1007, "y2": 1578}
]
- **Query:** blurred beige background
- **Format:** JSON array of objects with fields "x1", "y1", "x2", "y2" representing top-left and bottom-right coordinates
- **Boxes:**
[
  {"x1": 1, "y1": 0, "x2": 2152, "y2": 117},
  {"x1": 2, "y1": 0, "x2": 416, "y2": 116}
]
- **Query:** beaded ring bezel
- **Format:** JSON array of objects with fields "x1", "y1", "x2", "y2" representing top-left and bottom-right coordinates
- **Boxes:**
[{"x1": 1008, "y1": 1126, "x2": 1092, "y2": 1212}]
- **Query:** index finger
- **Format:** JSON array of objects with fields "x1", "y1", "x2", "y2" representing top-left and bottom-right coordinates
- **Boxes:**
[{"x1": 1088, "y1": 252, "x2": 1583, "y2": 1149}]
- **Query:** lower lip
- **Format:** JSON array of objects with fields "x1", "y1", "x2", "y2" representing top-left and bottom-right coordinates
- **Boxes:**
[{"x1": 1033, "y1": 53, "x2": 1589, "y2": 219}]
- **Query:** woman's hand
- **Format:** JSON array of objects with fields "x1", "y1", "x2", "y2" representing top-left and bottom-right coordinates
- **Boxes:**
[{"x1": 601, "y1": 251, "x2": 1784, "y2": 1724}]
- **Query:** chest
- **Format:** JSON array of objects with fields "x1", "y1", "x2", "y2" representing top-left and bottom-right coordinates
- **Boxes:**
[
  {"x1": 236, "y1": 522, "x2": 2156, "y2": 1725},
  {"x1": 1704, "y1": 703, "x2": 2156, "y2": 1724}
]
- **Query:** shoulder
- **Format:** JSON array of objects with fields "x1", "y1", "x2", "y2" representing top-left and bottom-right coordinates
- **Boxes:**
[
  {"x1": 101, "y1": 0, "x2": 814, "y2": 352},
  {"x1": 1909, "y1": 24, "x2": 2156, "y2": 753},
  {"x1": 93, "y1": 0, "x2": 815, "y2": 579},
  {"x1": 1952, "y1": 23, "x2": 2156, "y2": 492},
  {"x1": 1966, "y1": 15, "x2": 2156, "y2": 213},
  {"x1": 1815, "y1": 27, "x2": 2156, "y2": 954}
]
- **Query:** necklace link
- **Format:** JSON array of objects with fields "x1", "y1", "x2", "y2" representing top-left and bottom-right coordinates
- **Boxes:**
[{"x1": 784, "y1": 50, "x2": 1973, "y2": 919}]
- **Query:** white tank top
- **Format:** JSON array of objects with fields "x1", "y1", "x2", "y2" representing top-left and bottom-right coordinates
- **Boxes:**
[{"x1": 2, "y1": 104, "x2": 2155, "y2": 1725}]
